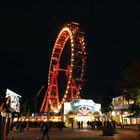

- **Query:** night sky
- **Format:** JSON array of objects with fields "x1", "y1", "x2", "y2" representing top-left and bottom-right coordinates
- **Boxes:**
[{"x1": 0, "y1": 1, "x2": 140, "y2": 102}]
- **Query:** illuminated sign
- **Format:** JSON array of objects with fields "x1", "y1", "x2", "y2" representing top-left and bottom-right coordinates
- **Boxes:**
[
  {"x1": 73, "y1": 100, "x2": 93, "y2": 107},
  {"x1": 6, "y1": 89, "x2": 22, "y2": 113},
  {"x1": 78, "y1": 107, "x2": 91, "y2": 116},
  {"x1": 64, "y1": 99, "x2": 101, "y2": 115}
]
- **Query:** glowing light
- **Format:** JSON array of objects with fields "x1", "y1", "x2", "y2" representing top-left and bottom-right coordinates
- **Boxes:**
[
  {"x1": 54, "y1": 109, "x2": 59, "y2": 113},
  {"x1": 116, "y1": 112, "x2": 120, "y2": 115},
  {"x1": 13, "y1": 117, "x2": 18, "y2": 122},
  {"x1": 71, "y1": 59, "x2": 74, "y2": 62},
  {"x1": 71, "y1": 44, "x2": 74, "y2": 47},
  {"x1": 44, "y1": 119, "x2": 47, "y2": 122},
  {"x1": 111, "y1": 111, "x2": 116, "y2": 116},
  {"x1": 31, "y1": 118, "x2": 35, "y2": 122},
  {"x1": 123, "y1": 111, "x2": 129, "y2": 115},
  {"x1": 25, "y1": 118, "x2": 29, "y2": 121}
]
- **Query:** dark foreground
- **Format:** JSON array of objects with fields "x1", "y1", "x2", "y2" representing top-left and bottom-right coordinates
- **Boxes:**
[{"x1": 7, "y1": 127, "x2": 140, "y2": 140}]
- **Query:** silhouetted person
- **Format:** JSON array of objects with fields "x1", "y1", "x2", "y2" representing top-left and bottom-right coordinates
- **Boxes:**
[
  {"x1": 80, "y1": 121, "x2": 83, "y2": 129},
  {"x1": 41, "y1": 122, "x2": 50, "y2": 140},
  {"x1": 87, "y1": 121, "x2": 90, "y2": 129},
  {"x1": 71, "y1": 120, "x2": 74, "y2": 129},
  {"x1": 58, "y1": 122, "x2": 63, "y2": 131},
  {"x1": 111, "y1": 120, "x2": 116, "y2": 129},
  {"x1": 91, "y1": 121, "x2": 96, "y2": 130},
  {"x1": 77, "y1": 121, "x2": 80, "y2": 129}
]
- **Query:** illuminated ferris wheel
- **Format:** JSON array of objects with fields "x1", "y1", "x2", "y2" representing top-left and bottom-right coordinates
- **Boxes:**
[{"x1": 40, "y1": 22, "x2": 87, "y2": 113}]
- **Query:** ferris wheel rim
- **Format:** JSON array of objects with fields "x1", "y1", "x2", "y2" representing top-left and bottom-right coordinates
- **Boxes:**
[{"x1": 48, "y1": 22, "x2": 87, "y2": 111}]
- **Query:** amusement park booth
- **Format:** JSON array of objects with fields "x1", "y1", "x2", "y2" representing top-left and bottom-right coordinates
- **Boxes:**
[{"x1": 63, "y1": 99, "x2": 102, "y2": 127}]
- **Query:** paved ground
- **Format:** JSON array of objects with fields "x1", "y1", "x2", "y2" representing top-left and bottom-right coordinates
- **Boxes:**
[{"x1": 7, "y1": 127, "x2": 140, "y2": 140}]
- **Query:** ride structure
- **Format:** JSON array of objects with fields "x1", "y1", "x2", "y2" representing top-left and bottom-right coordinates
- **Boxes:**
[{"x1": 40, "y1": 22, "x2": 87, "y2": 114}]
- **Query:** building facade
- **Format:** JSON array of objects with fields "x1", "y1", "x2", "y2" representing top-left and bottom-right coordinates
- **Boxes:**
[
  {"x1": 111, "y1": 95, "x2": 140, "y2": 124},
  {"x1": 63, "y1": 99, "x2": 102, "y2": 127}
]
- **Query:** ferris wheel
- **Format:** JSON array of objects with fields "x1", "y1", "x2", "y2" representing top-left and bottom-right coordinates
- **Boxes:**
[{"x1": 40, "y1": 22, "x2": 87, "y2": 113}]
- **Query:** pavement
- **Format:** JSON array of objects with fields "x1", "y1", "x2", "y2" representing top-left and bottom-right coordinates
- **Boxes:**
[{"x1": 7, "y1": 127, "x2": 140, "y2": 140}]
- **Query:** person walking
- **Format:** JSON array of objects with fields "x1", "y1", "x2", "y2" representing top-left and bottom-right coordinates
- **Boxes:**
[{"x1": 41, "y1": 122, "x2": 50, "y2": 140}]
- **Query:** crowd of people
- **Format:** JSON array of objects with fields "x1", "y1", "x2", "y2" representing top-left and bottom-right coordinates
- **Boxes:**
[
  {"x1": 14, "y1": 122, "x2": 28, "y2": 132},
  {"x1": 86, "y1": 120, "x2": 103, "y2": 130},
  {"x1": 70, "y1": 120, "x2": 116, "y2": 130}
]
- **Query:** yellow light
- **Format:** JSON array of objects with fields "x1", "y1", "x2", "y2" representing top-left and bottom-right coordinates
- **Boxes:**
[
  {"x1": 44, "y1": 119, "x2": 47, "y2": 122},
  {"x1": 54, "y1": 109, "x2": 59, "y2": 113},
  {"x1": 13, "y1": 118, "x2": 18, "y2": 122},
  {"x1": 111, "y1": 111, "x2": 116, "y2": 116},
  {"x1": 58, "y1": 104, "x2": 62, "y2": 110},
  {"x1": 25, "y1": 118, "x2": 29, "y2": 121},
  {"x1": 70, "y1": 37, "x2": 73, "y2": 41},
  {"x1": 31, "y1": 118, "x2": 35, "y2": 122}
]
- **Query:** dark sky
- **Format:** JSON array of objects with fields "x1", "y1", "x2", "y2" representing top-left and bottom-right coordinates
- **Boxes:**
[{"x1": 0, "y1": 0, "x2": 140, "y2": 101}]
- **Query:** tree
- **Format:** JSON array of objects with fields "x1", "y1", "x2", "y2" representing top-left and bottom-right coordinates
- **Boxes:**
[
  {"x1": 124, "y1": 88, "x2": 140, "y2": 114},
  {"x1": 117, "y1": 61, "x2": 140, "y2": 114},
  {"x1": 21, "y1": 98, "x2": 36, "y2": 116},
  {"x1": 100, "y1": 95, "x2": 112, "y2": 121},
  {"x1": 117, "y1": 61, "x2": 140, "y2": 90}
]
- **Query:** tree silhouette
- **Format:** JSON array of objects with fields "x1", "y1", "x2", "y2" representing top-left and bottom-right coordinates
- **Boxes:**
[
  {"x1": 117, "y1": 61, "x2": 140, "y2": 114},
  {"x1": 100, "y1": 95, "x2": 112, "y2": 121},
  {"x1": 21, "y1": 97, "x2": 36, "y2": 116}
]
